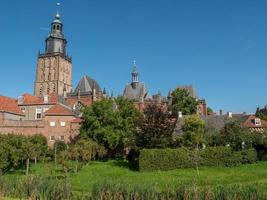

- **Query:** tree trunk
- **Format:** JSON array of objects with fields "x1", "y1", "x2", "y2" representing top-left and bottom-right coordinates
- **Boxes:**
[
  {"x1": 195, "y1": 144, "x2": 200, "y2": 176},
  {"x1": 54, "y1": 147, "x2": 57, "y2": 164},
  {"x1": 75, "y1": 160, "x2": 78, "y2": 173},
  {"x1": 34, "y1": 157, "x2": 37, "y2": 165},
  {"x1": 26, "y1": 158, "x2": 30, "y2": 176}
]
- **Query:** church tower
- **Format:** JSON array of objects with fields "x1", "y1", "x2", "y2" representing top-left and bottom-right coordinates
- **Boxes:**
[{"x1": 34, "y1": 6, "x2": 72, "y2": 96}]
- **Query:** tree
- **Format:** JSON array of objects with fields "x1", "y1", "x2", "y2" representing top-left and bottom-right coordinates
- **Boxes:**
[
  {"x1": 21, "y1": 138, "x2": 35, "y2": 176},
  {"x1": 58, "y1": 139, "x2": 106, "y2": 173},
  {"x1": 29, "y1": 135, "x2": 48, "y2": 164},
  {"x1": 181, "y1": 115, "x2": 206, "y2": 148},
  {"x1": 53, "y1": 140, "x2": 67, "y2": 164},
  {"x1": 207, "y1": 107, "x2": 214, "y2": 115},
  {"x1": 219, "y1": 120, "x2": 252, "y2": 151},
  {"x1": 181, "y1": 115, "x2": 206, "y2": 175},
  {"x1": 135, "y1": 104, "x2": 175, "y2": 149},
  {"x1": 171, "y1": 88, "x2": 198, "y2": 116},
  {"x1": 80, "y1": 97, "x2": 140, "y2": 157}
]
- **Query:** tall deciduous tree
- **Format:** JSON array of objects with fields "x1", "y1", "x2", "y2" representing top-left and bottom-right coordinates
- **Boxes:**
[
  {"x1": 171, "y1": 88, "x2": 198, "y2": 116},
  {"x1": 219, "y1": 120, "x2": 252, "y2": 151},
  {"x1": 80, "y1": 97, "x2": 141, "y2": 157},
  {"x1": 135, "y1": 104, "x2": 175, "y2": 149}
]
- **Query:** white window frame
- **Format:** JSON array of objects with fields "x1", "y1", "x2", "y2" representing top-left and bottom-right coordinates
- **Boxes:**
[
  {"x1": 60, "y1": 121, "x2": 66, "y2": 127},
  {"x1": 50, "y1": 121, "x2": 56, "y2": 127},
  {"x1": 255, "y1": 118, "x2": 261, "y2": 126},
  {"x1": 50, "y1": 136, "x2": 55, "y2": 141},
  {"x1": 35, "y1": 108, "x2": 42, "y2": 120}
]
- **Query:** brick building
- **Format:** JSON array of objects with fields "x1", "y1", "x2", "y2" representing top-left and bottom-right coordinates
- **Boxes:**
[{"x1": 0, "y1": 9, "x2": 103, "y2": 146}]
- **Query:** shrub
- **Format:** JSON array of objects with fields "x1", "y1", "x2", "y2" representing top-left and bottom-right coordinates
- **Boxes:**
[{"x1": 139, "y1": 147, "x2": 257, "y2": 171}]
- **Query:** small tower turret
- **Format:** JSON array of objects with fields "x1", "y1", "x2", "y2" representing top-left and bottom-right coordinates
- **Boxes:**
[
  {"x1": 45, "y1": 3, "x2": 67, "y2": 56},
  {"x1": 131, "y1": 60, "x2": 139, "y2": 89}
]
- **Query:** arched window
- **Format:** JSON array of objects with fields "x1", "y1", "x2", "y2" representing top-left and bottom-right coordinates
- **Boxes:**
[
  {"x1": 57, "y1": 25, "x2": 60, "y2": 30},
  {"x1": 53, "y1": 25, "x2": 56, "y2": 30}
]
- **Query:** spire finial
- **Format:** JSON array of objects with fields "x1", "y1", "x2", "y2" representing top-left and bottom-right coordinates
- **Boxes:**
[
  {"x1": 133, "y1": 60, "x2": 137, "y2": 67},
  {"x1": 56, "y1": 2, "x2": 61, "y2": 19}
]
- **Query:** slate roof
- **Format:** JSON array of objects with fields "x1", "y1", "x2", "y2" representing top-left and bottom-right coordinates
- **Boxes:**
[
  {"x1": 202, "y1": 114, "x2": 248, "y2": 131},
  {"x1": 123, "y1": 82, "x2": 147, "y2": 101},
  {"x1": 45, "y1": 104, "x2": 74, "y2": 116},
  {"x1": 0, "y1": 95, "x2": 24, "y2": 116},
  {"x1": 74, "y1": 76, "x2": 102, "y2": 95}
]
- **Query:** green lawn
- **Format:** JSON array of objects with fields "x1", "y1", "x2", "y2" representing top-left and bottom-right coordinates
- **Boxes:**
[{"x1": 4, "y1": 160, "x2": 267, "y2": 195}]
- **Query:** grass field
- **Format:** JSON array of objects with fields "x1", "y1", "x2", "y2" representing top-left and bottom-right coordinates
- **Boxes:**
[{"x1": 4, "y1": 160, "x2": 267, "y2": 196}]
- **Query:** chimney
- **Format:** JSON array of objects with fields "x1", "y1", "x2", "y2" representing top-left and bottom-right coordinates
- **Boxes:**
[
  {"x1": 44, "y1": 95, "x2": 49, "y2": 104},
  {"x1": 93, "y1": 89, "x2": 97, "y2": 102},
  {"x1": 227, "y1": 112, "x2": 233, "y2": 118},
  {"x1": 17, "y1": 96, "x2": 25, "y2": 105}
]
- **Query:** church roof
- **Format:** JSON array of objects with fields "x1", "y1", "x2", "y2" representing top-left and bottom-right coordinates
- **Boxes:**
[
  {"x1": 74, "y1": 75, "x2": 102, "y2": 95},
  {"x1": 123, "y1": 82, "x2": 147, "y2": 101}
]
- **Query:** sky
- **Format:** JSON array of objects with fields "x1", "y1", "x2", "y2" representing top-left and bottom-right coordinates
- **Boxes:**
[{"x1": 0, "y1": 0, "x2": 267, "y2": 114}]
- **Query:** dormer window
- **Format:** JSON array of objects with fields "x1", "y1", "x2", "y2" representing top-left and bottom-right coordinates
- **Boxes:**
[{"x1": 255, "y1": 118, "x2": 261, "y2": 126}]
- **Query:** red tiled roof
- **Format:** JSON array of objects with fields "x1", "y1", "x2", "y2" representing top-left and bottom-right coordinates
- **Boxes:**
[
  {"x1": 20, "y1": 93, "x2": 58, "y2": 105},
  {"x1": 0, "y1": 95, "x2": 24, "y2": 116},
  {"x1": 66, "y1": 97, "x2": 92, "y2": 107},
  {"x1": 45, "y1": 104, "x2": 74, "y2": 116},
  {"x1": 243, "y1": 115, "x2": 267, "y2": 128}
]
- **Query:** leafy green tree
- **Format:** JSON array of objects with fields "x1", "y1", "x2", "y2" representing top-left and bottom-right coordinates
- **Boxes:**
[
  {"x1": 181, "y1": 115, "x2": 205, "y2": 175},
  {"x1": 21, "y1": 138, "x2": 35, "y2": 176},
  {"x1": 207, "y1": 107, "x2": 214, "y2": 115},
  {"x1": 53, "y1": 140, "x2": 67, "y2": 164},
  {"x1": 218, "y1": 120, "x2": 252, "y2": 151},
  {"x1": 80, "y1": 97, "x2": 140, "y2": 157},
  {"x1": 181, "y1": 115, "x2": 206, "y2": 148},
  {"x1": 29, "y1": 135, "x2": 48, "y2": 164},
  {"x1": 0, "y1": 143, "x2": 10, "y2": 176},
  {"x1": 171, "y1": 88, "x2": 198, "y2": 116},
  {"x1": 135, "y1": 104, "x2": 175, "y2": 149}
]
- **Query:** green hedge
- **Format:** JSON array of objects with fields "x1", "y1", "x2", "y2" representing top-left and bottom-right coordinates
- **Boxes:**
[{"x1": 139, "y1": 147, "x2": 257, "y2": 171}]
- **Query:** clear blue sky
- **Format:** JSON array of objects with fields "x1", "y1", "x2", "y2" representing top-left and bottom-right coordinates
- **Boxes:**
[{"x1": 0, "y1": 0, "x2": 267, "y2": 113}]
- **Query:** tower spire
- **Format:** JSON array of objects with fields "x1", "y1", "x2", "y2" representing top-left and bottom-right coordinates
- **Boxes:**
[
  {"x1": 131, "y1": 60, "x2": 139, "y2": 89},
  {"x1": 56, "y1": 2, "x2": 61, "y2": 19},
  {"x1": 45, "y1": 2, "x2": 67, "y2": 56}
]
